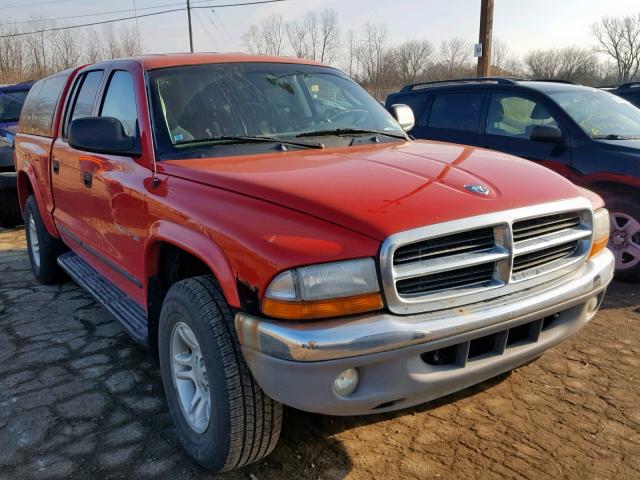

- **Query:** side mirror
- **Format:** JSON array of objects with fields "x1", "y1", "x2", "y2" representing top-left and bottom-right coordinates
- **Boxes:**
[
  {"x1": 389, "y1": 104, "x2": 415, "y2": 132},
  {"x1": 68, "y1": 117, "x2": 141, "y2": 156},
  {"x1": 529, "y1": 125, "x2": 564, "y2": 143}
]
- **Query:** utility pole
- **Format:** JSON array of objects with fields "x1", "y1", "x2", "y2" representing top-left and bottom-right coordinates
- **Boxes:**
[
  {"x1": 187, "y1": 0, "x2": 194, "y2": 53},
  {"x1": 476, "y1": 0, "x2": 494, "y2": 77}
]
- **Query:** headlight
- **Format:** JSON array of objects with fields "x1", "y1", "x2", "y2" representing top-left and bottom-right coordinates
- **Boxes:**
[
  {"x1": 590, "y1": 208, "x2": 610, "y2": 258},
  {"x1": 262, "y1": 258, "x2": 383, "y2": 320}
]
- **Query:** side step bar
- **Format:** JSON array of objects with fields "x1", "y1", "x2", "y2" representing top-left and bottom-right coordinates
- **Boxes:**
[{"x1": 57, "y1": 251, "x2": 148, "y2": 345}]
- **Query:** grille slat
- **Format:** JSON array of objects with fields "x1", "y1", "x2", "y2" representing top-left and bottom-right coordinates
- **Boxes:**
[
  {"x1": 512, "y1": 213, "x2": 581, "y2": 242},
  {"x1": 397, "y1": 263, "x2": 495, "y2": 296},
  {"x1": 512, "y1": 241, "x2": 579, "y2": 273},
  {"x1": 394, "y1": 228, "x2": 495, "y2": 266}
]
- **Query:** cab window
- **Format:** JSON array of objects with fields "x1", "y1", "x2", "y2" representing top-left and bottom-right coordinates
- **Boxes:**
[
  {"x1": 424, "y1": 92, "x2": 484, "y2": 132},
  {"x1": 30, "y1": 75, "x2": 68, "y2": 137},
  {"x1": 68, "y1": 71, "x2": 104, "y2": 127},
  {"x1": 486, "y1": 93, "x2": 558, "y2": 139},
  {"x1": 100, "y1": 71, "x2": 138, "y2": 137}
]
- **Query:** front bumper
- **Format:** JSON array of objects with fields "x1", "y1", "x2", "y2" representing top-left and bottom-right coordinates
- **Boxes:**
[{"x1": 235, "y1": 250, "x2": 614, "y2": 415}]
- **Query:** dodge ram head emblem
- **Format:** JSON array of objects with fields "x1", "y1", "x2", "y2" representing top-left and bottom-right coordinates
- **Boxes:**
[{"x1": 464, "y1": 184, "x2": 491, "y2": 195}]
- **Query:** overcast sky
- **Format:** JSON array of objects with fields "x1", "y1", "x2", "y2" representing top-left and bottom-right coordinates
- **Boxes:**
[{"x1": 4, "y1": 0, "x2": 640, "y2": 60}]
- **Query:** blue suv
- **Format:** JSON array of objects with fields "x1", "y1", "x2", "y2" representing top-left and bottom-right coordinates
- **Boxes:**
[{"x1": 386, "y1": 77, "x2": 640, "y2": 279}]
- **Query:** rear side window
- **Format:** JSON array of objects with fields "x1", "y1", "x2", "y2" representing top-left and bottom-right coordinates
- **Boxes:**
[
  {"x1": 70, "y1": 71, "x2": 104, "y2": 124},
  {"x1": 100, "y1": 71, "x2": 138, "y2": 137},
  {"x1": 19, "y1": 81, "x2": 44, "y2": 134},
  {"x1": 425, "y1": 92, "x2": 484, "y2": 132},
  {"x1": 29, "y1": 75, "x2": 68, "y2": 136}
]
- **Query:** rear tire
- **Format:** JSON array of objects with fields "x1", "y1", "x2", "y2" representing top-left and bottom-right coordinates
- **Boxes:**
[
  {"x1": 606, "y1": 196, "x2": 640, "y2": 281},
  {"x1": 24, "y1": 195, "x2": 63, "y2": 284},
  {"x1": 158, "y1": 275, "x2": 282, "y2": 472}
]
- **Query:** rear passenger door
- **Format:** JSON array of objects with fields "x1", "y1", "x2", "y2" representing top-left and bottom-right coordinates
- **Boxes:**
[
  {"x1": 51, "y1": 69, "x2": 104, "y2": 242},
  {"x1": 477, "y1": 91, "x2": 573, "y2": 176},
  {"x1": 411, "y1": 90, "x2": 485, "y2": 146}
]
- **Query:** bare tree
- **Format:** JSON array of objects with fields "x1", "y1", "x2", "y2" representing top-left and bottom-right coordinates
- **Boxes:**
[
  {"x1": 286, "y1": 20, "x2": 308, "y2": 58},
  {"x1": 317, "y1": 9, "x2": 340, "y2": 64},
  {"x1": 592, "y1": 14, "x2": 640, "y2": 83},
  {"x1": 525, "y1": 47, "x2": 596, "y2": 82},
  {"x1": 242, "y1": 14, "x2": 285, "y2": 56},
  {"x1": 439, "y1": 38, "x2": 472, "y2": 78},
  {"x1": 391, "y1": 39, "x2": 433, "y2": 84},
  {"x1": 492, "y1": 38, "x2": 521, "y2": 76},
  {"x1": 342, "y1": 29, "x2": 359, "y2": 78},
  {"x1": 84, "y1": 30, "x2": 104, "y2": 64},
  {"x1": 52, "y1": 28, "x2": 82, "y2": 70},
  {"x1": 356, "y1": 23, "x2": 388, "y2": 86}
]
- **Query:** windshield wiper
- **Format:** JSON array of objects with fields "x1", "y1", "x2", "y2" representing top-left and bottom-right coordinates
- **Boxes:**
[
  {"x1": 295, "y1": 128, "x2": 406, "y2": 140},
  {"x1": 592, "y1": 134, "x2": 640, "y2": 140},
  {"x1": 175, "y1": 135, "x2": 324, "y2": 149}
]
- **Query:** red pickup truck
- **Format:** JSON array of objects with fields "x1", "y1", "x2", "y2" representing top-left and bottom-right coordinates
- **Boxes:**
[{"x1": 15, "y1": 54, "x2": 614, "y2": 472}]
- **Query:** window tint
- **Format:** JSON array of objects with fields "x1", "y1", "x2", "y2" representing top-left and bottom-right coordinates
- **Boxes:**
[
  {"x1": 30, "y1": 75, "x2": 68, "y2": 136},
  {"x1": 391, "y1": 94, "x2": 426, "y2": 122},
  {"x1": 100, "y1": 71, "x2": 138, "y2": 137},
  {"x1": 0, "y1": 90, "x2": 29, "y2": 123},
  {"x1": 486, "y1": 93, "x2": 558, "y2": 138},
  {"x1": 18, "y1": 81, "x2": 44, "y2": 134},
  {"x1": 70, "y1": 71, "x2": 103, "y2": 124},
  {"x1": 426, "y1": 92, "x2": 483, "y2": 132}
]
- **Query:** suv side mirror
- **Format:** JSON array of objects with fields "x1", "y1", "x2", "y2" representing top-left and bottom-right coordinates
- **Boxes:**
[
  {"x1": 529, "y1": 125, "x2": 564, "y2": 143},
  {"x1": 68, "y1": 117, "x2": 141, "y2": 156},
  {"x1": 388, "y1": 104, "x2": 415, "y2": 132}
]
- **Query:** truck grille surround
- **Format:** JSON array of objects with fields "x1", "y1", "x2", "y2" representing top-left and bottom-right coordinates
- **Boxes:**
[{"x1": 380, "y1": 199, "x2": 594, "y2": 315}]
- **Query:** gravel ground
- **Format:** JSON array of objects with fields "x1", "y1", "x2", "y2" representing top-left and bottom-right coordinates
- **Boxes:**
[{"x1": 0, "y1": 226, "x2": 639, "y2": 480}]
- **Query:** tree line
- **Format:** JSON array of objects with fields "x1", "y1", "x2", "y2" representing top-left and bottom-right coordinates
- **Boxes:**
[
  {"x1": 243, "y1": 9, "x2": 640, "y2": 99},
  {"x1": 0, "y1": 19, "x2": 142, "y2": 85}
]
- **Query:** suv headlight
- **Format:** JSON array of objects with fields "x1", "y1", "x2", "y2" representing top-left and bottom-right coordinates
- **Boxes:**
[
  {"x1": 590, "y1": 208, "x2": 610, "y2": 257},
  {"x1": 262, "y1": 258, "x2": 383, "y2": 320}
]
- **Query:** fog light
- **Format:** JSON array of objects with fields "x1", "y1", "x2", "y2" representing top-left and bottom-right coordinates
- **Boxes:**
[{"x1": 334, "y1": 368, "x2": 359, "y2": 397}]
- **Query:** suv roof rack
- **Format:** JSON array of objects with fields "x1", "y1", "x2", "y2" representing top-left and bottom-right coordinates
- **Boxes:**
[
  {"x1": 619, "y1": 81, "x2": 640, "y2": 89},
  {"x1": 400, "y1": 77, "x2": 523, "y2": 91},
  {"x1": 530, "y1": 79, "x2": 578, "y2": 85}
]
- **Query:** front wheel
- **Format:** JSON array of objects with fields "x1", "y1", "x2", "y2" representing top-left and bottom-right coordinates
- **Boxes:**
[
  {"x1": 158, "y1": 275, "x2": 282, "y2": 472},
  {"x1": 607, "y1": 196, "x2": 640, "y2": 281},
  {"x1": 24, "y1": 195, "x2": 63, "y2": 284}
]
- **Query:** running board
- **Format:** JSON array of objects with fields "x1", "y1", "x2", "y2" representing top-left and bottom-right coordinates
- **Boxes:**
[{"x1": 57, "y1": 251, "x2": 148, "y2": 345}]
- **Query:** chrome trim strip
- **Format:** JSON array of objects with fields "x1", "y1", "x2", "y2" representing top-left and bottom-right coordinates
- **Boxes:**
[
  {"x1": 394, "y1": 247, "x2": 509, "y2": 279},
  {"x1": 380, "y1": 198, "x2": 593, "y2": 315},
  {"x1": 235, "y1": 249, "x2": 614, "y2": 362},
  {"x1": 512, "y1": 227, "x2": 591, "y2": 256}
]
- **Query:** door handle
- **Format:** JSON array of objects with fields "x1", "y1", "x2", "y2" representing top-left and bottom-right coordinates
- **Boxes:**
[
  {"x1": 83, "y1": 171, "x2": 93, "y2": 188},
  {"x1": 52, "y1": 159, "x2": 60, "y2": 174}
]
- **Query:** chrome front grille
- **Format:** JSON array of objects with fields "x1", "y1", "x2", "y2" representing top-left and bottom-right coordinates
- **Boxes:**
[{"x1": 380, "y1": 199, "x2": 594, "y2": 315}]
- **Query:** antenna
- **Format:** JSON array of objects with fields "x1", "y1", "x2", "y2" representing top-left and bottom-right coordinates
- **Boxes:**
[{"x1": 132, "y1": 0, "x2": 160, "y2": 187}]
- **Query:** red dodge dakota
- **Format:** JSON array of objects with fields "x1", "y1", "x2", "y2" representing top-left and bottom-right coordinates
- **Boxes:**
[{"x1": 14, "y1": 53, "x2": 614, "y2": 472}]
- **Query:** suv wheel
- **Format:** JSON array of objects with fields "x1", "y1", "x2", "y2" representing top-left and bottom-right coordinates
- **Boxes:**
[
  {"x1": 158, "y1": 275, "x2": 282, "y2": 472},
  {"x1": 24, "y1": 195, "x2": 63, "y2": 284},
  {"x1": 607, "y1": 196, "x2": 640, "y2": 281}
]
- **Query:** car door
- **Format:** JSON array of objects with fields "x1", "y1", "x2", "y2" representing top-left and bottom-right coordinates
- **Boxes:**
[
  {"x1": 410, "y1": 90, "x2": 485, "y2": 146},
  {"x1": 478, "y1": 91, "x2": 573, "y2": 177},
  {"x1": 75, "y1": 67, "x2": 150, "y2": 303},
  {"x1": 51, "y1": 69, "x2": 105, "y2": 241}
]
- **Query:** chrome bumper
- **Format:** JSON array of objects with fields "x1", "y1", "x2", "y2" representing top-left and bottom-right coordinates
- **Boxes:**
[{"x1": 236, "y1": 250, "x2": 614, "y2": 362}]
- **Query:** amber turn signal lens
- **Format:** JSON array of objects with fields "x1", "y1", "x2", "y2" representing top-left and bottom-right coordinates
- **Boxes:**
[
  {"x1": 262, "y1": 293, "x2": 384, "y2": 320},
  {"x1": 589, "y1": 235, "x2": 609, "y2": 258}
]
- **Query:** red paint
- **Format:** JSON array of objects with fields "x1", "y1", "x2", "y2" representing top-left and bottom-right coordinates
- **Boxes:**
[{"x1": 15, "y1": 54, "x2": 598, "y2": 313}]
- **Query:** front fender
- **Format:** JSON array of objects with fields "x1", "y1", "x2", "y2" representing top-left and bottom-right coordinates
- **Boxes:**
[{"x1": 145, "y1": 220, "x2": 240, "y2": 307}]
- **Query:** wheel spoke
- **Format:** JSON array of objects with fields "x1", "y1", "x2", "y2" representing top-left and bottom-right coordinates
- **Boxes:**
[
  {"x1": 189, "y1": 389, "x2": 202, "y2": 415},
  {"x1": 624, "y1": 216, "x2": 640, "y2": 237},
  {"x1": 175, "y1": 368, "x2": 195, "y2": 381},
  {"x1": 174, "y1": 351, "x2": 192, "y2": 366},
  {"x1": 178, "y1": 325, "x2": 199, "y2": 351}
]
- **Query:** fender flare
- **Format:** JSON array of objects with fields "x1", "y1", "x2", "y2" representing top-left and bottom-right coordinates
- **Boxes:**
[
  {"x1": 16, "y1": 167, "x2": 59, "y2": 238},
  {"x1": 145, "y1": 220, "x2": 240, "y2": 307}
]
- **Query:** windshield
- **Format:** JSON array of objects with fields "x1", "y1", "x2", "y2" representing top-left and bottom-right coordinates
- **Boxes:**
[
  {"x1": 0, "y1": 90, "x2": 29, "y2": 123},
  {"x1": 148, "y1": 62, "x2": 405, "y2": 158},
  {"x1": 548, "y1": 89, "x2": 640, "y2": 138}
]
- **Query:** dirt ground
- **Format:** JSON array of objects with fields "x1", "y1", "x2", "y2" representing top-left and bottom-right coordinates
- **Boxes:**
[{"x1": 0, "y1": 225, "x2": 639, "y2": 480}]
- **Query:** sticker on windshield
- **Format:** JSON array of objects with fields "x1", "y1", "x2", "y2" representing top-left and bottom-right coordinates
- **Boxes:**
[{"x1": 174, "y1": 134, "x2": 184, "y2": 142}]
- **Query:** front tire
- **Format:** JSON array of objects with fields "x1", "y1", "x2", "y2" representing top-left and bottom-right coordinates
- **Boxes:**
[
  {"x1": 607, "y1": 196, "x2": 640, "y2": 281},
  {"x1": 24, "y1": 195, "x2": 63, "y2": 284},
  {"x1": 158, "y1": 275, "x2": 282, "y2": 472}
]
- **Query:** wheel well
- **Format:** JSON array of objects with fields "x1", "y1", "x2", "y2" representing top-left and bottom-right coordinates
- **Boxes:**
[
  {"x1": 16, "y1": 171, "x2": 33, "y2": 214},
  {"x1": 147, "y1": 243, "x2": 212, "y2": 357},
  {"x1": 587, "y1": 182, "x2": 639, "y2": 202}
]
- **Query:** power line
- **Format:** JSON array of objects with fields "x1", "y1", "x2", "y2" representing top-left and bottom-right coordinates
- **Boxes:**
[
  {"x1": 0, "y1": 0, "x2": 286, "y2": 39},
  {"x1": 3, "y1": 0, "x2": 73, "y2": 10}
]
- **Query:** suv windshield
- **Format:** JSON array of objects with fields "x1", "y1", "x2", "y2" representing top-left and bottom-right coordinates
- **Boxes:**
[
  {"x1": 0, "y1": 89, "x2": 29, "y2": 123},
  {"x1": 548, "y1": 89, "x2": 640, "y2": 139},
  {"x1": 148, "y1": 62, "x2": 405, "y2": 158}
]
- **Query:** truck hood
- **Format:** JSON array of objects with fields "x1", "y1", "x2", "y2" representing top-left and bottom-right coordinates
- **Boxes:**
[{"x1": 161, "y1": 140, "x2": 585, "y2": 241}]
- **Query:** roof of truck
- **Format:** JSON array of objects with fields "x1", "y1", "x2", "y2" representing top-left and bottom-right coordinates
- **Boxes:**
[{"x1": 122, "y1": 52, "x2": 326, "y2": 70}]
